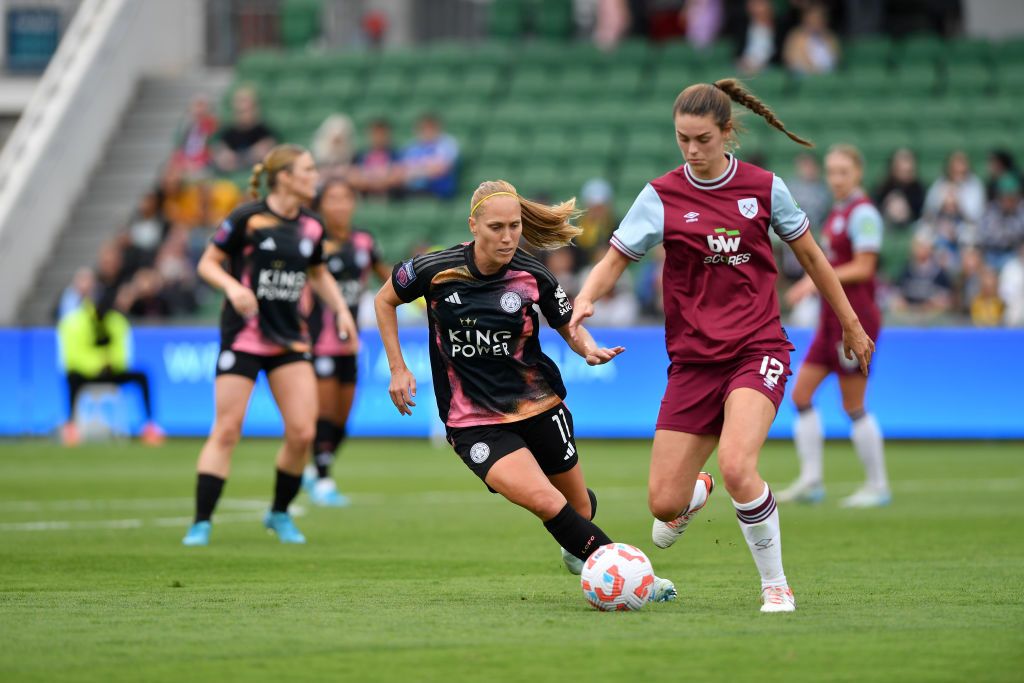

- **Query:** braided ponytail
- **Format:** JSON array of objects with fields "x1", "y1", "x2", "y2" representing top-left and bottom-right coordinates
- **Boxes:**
[
  {"x1": 673, "y1": 79, "x2": 813, "y2": 150},
  {"x1": 714, "y1": 78, "x2": 813, "y2": 148},
  {"x1": 248, "y1": 162, "x2": 265, "y2": 199}
]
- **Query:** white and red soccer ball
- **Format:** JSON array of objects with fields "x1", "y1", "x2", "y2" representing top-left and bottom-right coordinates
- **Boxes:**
[{"x1": 580, "y1": 543, "x2": 655, "y2": 611}]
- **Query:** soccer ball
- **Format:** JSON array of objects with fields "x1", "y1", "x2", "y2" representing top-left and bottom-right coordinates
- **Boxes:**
[{"x1": 580, "y1": 542, "x2": 655, "y2": 611}]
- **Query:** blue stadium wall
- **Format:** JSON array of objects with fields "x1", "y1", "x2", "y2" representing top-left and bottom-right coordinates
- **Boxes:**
[{"x1": 1, "y1": 327, "x2": 1022, "y2": 439}]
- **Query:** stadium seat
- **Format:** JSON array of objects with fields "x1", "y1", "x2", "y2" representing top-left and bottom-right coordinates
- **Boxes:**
[
  {"x1": 535, "y1": 0, "x2": 573, "y2": 39},
  {"x1": 843, "y1": 36, "x2": 893, "y2": 68},
  {"x1": 281, "y1": 0, "x2": 323, "y2": 50},
  {"x1": 945, "y1": 63, "x2": 993, "y2": 97},
  {"x1": 488, "y1": 0, "x2": 527, "y2": 39},
  {"x1": 895, "y1": 34, "x2": 944, "y2": 66},
  {"x1": 891, "y1": 64, "x2": 940, "y2": 97}
]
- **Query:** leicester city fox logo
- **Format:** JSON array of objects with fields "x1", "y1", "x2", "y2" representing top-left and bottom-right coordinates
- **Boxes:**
[
  {"x1": 500, "y1": 291, "x2": 522, "y2": 314},
  {"x1": 470, "y1": 442, "x2": 490, "y2": 464}
]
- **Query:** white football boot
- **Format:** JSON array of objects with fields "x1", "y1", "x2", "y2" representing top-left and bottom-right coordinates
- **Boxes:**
[
  {"x1": 652, "y1": 472, "x2": 715, "y2": 549},
  {"x1": 760, "y1": 585, "x2": 796, "y2": 613},
  {"x1": 839, "y1": 486, "x2": 891, "y2": 508},
  {"x1": 560, "y1": 546, "x2": 583, "y2": 575},
  {"x1": 776, "y1": 479, "x2": 826, "y2": 504},
  {"x1": 648, "y1": 576, "x2": 678, "y2": 603}
]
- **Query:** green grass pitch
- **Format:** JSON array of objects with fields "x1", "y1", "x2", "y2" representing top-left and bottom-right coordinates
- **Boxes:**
[{"x1": 1, "y1": 438, "x2": 1022, "y2": 682}]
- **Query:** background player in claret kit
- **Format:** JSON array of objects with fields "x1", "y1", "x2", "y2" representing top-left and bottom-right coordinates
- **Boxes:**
[
  {"x1": 780, "y1": 144, "x2": 891, "y2": 508},
  {"x1": 374, "y1": 180, "x2": 675, "y2": 601},
  {"x1": 182, "y1": 145, "x2": 358, "y2": 546},
  {"x1": 303, "y1": 178, "x2": 390, "y2": 507},
  {"x1": 570, "y1": 79, "x2": 874, "y2": 613}
]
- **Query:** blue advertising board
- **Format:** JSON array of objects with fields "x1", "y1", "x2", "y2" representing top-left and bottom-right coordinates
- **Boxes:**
[{"x1": 2, "y1": 326, "x2": 1022, "y2": 439}]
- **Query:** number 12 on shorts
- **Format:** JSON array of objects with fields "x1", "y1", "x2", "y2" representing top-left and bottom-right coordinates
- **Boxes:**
[
  {"x1": 759, "y1": 355, "x2": 784, "y2": 390},
  {"x1": 551, "y1": 408, "x2": 576, "y2": 459}
]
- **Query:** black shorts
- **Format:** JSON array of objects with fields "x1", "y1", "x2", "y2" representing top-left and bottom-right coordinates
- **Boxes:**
[
  {"x1": 446, "y1": 403, "x2": 579, "y2": 491},
  {"x1": 313, "y1": 354, "x2": 357, "y2": 383},
  {"x1": 215, "y1": 348, "x2": 311, "y2": 380}
]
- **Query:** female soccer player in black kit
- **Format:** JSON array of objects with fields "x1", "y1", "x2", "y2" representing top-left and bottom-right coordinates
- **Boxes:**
[
  {"x1": 304, "y1": 179, "x2": 390, "y2": 506},
  {"x1": 183, "y1": 144, "x2": 357, "y2": 546},
  {"x1": 374, "y1": 179, "x2": 675, "y2": 599}
]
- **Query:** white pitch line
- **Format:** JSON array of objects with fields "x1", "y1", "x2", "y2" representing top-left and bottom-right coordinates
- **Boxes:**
[
  {"x1": 0, "y1": 498, "x2": 271, "y2": 513},
  {"x1": 0, "y1": 508, "x2": 306, "y2": 533}
]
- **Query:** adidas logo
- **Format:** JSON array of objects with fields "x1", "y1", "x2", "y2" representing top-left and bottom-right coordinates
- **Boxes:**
[
  {"x1": 444, "y1": 292, "x2": 463, "y2": 305},
  {"x1": 684, "y1": 211, "x2": 700, "y2": 223},
  {"x1": 259, "y1": 237, "x2": 277, "y2": 251}
]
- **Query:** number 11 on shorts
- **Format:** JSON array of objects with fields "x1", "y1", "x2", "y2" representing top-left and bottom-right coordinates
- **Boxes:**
[{"x1": 551, "y1": 408, "x2": 576, "y2": 459}]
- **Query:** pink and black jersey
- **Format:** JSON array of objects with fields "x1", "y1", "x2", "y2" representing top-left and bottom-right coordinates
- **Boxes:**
[
  {"x1": 819, "y1": 191, "x2": 883, "y2": 332},
  {"x1": 309, "y1": 229, "x2": 381, "y2": 356},
  {"x1": 211, "y1": 200, "x2": 325, "y2": 355},
  {"x1": 611, "y1": 154, "x2": 809, "y2": 364},
  {"x1": 392, "y1": 243, "x2": 574, "y2": 428}
]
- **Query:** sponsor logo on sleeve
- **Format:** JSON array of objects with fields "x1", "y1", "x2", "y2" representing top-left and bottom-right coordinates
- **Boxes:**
[
  {"x1": 554, "y1": 285, "x2": 572, "y2": 315},
  {"x1": 396, "y1": 260, "x2": 416, "y2": 288}
]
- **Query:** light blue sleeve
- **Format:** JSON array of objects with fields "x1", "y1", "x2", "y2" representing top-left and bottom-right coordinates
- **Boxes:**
[
  {"x1": 848, "y1": 203, "x2": 884, "y2": 253},
  {"x1": 770, "y1": 175, "x2": 811, "y2": 242},
  {"x1": 609, "y1": 184, "x2": 664, "y2": 261}
]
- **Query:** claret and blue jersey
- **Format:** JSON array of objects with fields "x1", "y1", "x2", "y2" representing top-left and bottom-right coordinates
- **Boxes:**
[{"x1": 610, "y1": 154, "x2": 810, "y2": 364}]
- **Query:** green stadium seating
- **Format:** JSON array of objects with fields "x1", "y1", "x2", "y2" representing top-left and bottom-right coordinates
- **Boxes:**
[
  {"x1": 488, "y1": 0, "x2": 527, "y2": 40},
  {"x1": 896, "y1": 34, "x2": 944, "y2": 66},
  {"x1": 892, "y1": 64, "x2": 940, "y2": 97},
  {"x1": 843, "y1": 36, "x2": 893, "y2": 68},
  {"x1": 280, "y1": 0, "x2": 323, "y2": 50},
  {"x1": 945, "y1": 63, "x2": 993, "y2": 97},
  {"x1": 536, "y1": 0, "x2": 573, "y2": 40}
]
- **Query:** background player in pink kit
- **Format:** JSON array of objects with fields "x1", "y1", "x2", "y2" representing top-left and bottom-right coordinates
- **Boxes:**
[
  {"x1": 374, "y1": 180, "x2": 675, "y2": 600},
  {"x1": 570, "y1": 80, "x2": 874, "y2": 612},
  {"x1": 780, "y1": 144, "x2": 891, "y2": 508},
  {"x1": 304, "y1": 179, "x2": 390, "y2": 506},
  {"x1": 182, "y1": 145, "x2": 358, "y2": 546}
]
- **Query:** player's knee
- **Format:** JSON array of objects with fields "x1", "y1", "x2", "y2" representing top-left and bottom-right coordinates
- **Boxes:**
[
  {"x1": 843, "y1": 400, "x2": 865, "y2": 418},
  {"x1": 718, "y1": 455, "x2": 757, "y2": 495},
  {"x1": 210, "y1": 420, "x2": 242, "y2": 450},
  {"x1": 284, "y1": 421, "x2": 316, "y2": 450},
  {"x1": 649, "y1": 487, "x2": 689, "y2": 522},
  {"x1": 523, "y1": 488, "x2": 566, "y2": 520}
]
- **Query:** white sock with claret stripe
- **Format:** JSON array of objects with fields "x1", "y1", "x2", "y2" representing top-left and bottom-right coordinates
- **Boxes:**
[
  {"x1": 851, "y1": 412, "x2": 889, "y2": 492},
  {"x1": 733, "y1": 483, "x2": 787, "y2": 589},
  {"x1": 793, "y1": 407, "x2": 824, "y2": 485}
]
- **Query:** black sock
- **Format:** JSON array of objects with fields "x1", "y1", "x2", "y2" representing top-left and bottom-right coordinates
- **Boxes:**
[
  {"x1": 543, "y1": 503, "x2": 613, "y2": 562},
  {"x1": 587, "y1": 488, "x2": 598, "y2": 520},
  {"x1": 194, "y1": 473, "x2": 225, "y2": 523},
  {"x1": 272, "y1": 469, "x2": 303, "y2": 513},
  {"x1": 313, "y1": 419, "x2": 340, "y2": 479}
]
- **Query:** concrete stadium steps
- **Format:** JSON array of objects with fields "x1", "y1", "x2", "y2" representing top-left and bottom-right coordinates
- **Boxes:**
[{"x1": 19, "y1": 72, "x2": 231, "y2": 325}]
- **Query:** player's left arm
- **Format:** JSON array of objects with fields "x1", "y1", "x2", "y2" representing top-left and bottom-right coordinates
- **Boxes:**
[
  {"x1": 788, "y1": 231, "x2": 874, "y2": 374},
  {"x1": 309, "y1": 264, "x2": 359, "y2": 348},
  {"x1": 556, "y1": 324, "x2": 625, "y2": 366}
]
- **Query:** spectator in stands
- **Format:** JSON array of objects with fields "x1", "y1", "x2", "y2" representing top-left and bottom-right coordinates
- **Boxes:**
[
  {"x1": 590, "y1": 0, "x2": 630, "y2": 51},
  {"x1": 786, "y1": 152, "x2": 830, "y2": 231},
  {"x1": 349, "y1": 118, "x2": 403, "y2": 198},
  {"x1": 782, "y1": 2, "x2": 839, "y2": 75},
  {"x1": 153, "y1": 227, "x2": 199, "y2": 316},
  {"x1": 94, "y1": 241, "x2": 127, "y2": 305},
  {"x1": 919, "y1": 186, "x2": 972, "y2": 268},
  {"x1": 55, "y1": 267, "x2": 96, "y2": 321},
  {"x1": 311, "y1": 114, "x2": 355, "y2": 179},
  {"x1": 544, "y1": 246, "x2": 583, "y2": 299},
  {"x1": 733, "y1": 0, "x2": 780, "y2": 75},
  {"x1": 999, "y1": 243, "x2": 1024, "y2": 326},
  {"x1": 400, "y1": 113, "x2": 459, "y2": 200},
  {"x1": 954, "y1": 246, "x2": 984, "y2": 316},
  {"x1": 123, "y1": 267, "x2": 171, "y2": 319},
  {"x1": 122, "y1": 191, "x2": 166, "y2": 275},
  {"x1": 682, "y1": 0, "x2": 724, "y2": 49},
  {"x1": 924, "y1": 150, "x2": 986, "y2": 225},
  {"x1": 172, "y1": 95, "x2": 218, "y2": 179},
  {"x1": 890, "y1": 233, "x2": 953, "y2": 316},
  {"x1": 976, "y1": 174, "x2": 1024, "y2": 268},
  {"x1": 986, "y1": 149, "x2": 1019, "y2": 202},
  {"x1": 874, "y1": 148, "x2": 925, "y2": 230},
  {"x1": 574, "y1": 178, "x2": 617, "y2": 258},
  {"x1": 212, "y1": 87, "x2": 277, "y2": 173},
  {"x1": 57, "y1": 290, "x2": 164, "y2": 446},
  {"x1": 970, "y1": 267, "x2": 1004, "y2": 327}
]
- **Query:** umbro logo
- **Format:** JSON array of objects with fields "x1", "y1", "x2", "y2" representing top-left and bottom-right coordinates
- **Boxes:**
[
  {"x1": 444, "y1": 292, "x2": 463, "y2": 305},
  {"x1": 259, "y1": 237, "x2": 277, "y2": 251},
  {"x1": 684, "y1": 211, "x2": 700, "y2": 223}
]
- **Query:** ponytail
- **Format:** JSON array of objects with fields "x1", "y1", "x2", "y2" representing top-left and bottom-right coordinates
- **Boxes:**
[
  {"x1": 248, "y1": 162, "x2": 265, "y2": 199},
  {"x1": 470, "y1": 180, "x2": 582, "y2": 250},
  {"x1": 673, "y1": 79, "x2": 813, "y2": 149}
]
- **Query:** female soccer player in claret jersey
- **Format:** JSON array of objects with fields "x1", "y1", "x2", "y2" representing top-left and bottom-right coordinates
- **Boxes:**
[
  {"x1": 570, "y1": 80, "x2": 874, "y2": 613},
  {"x1": 303, "y1": 179, "x2": 390, "y2": 507},
  {"x1": 779, "y1": 144, "x2": 891, "y2": 508},
  {"x1": 375, "y1": 180, "x2": 676, "y2": 602},
  {"x1": 182, "y1": 145, "x2": 358, "y2": 547}
]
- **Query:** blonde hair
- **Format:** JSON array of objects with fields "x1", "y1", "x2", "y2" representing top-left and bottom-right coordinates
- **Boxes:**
[
  {"x1": 469, "y1": 180, "x2": 582, "y2": 250},
  {"x1": 674, "y1": 78, "x2": 813, "y2": 149},
  {"x1": 248, "y1": 143, "x2": 307, "y2": 199},
  {"x1": 827, "y1": 143, "x2": 864, "y2": 170}
]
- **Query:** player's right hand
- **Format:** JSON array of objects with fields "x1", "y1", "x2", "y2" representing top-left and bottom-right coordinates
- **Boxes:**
[
  {"x1": 568, "y1": 297, "x2": 594, "y2": 341},
  {"x1": 388, "y1": 367, "x2": 417, "y2": 416},
  {"x1": 227, "y1": 283, "x2": 258, "y2": 318}
]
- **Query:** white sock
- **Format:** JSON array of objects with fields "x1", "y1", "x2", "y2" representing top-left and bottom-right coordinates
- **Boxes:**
[
  {"x1": 851, "y1": 412, "x2": 889, "y2": 492},
  {"x1": 793, "y1": 407, "x2": 824, "y2": 485},
  {"x1": 688, "y1": 477, "x2": 709, "y2": 512},
  {"x1": 733, "y1": 483, "x2": 787, "y2": 589}
]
